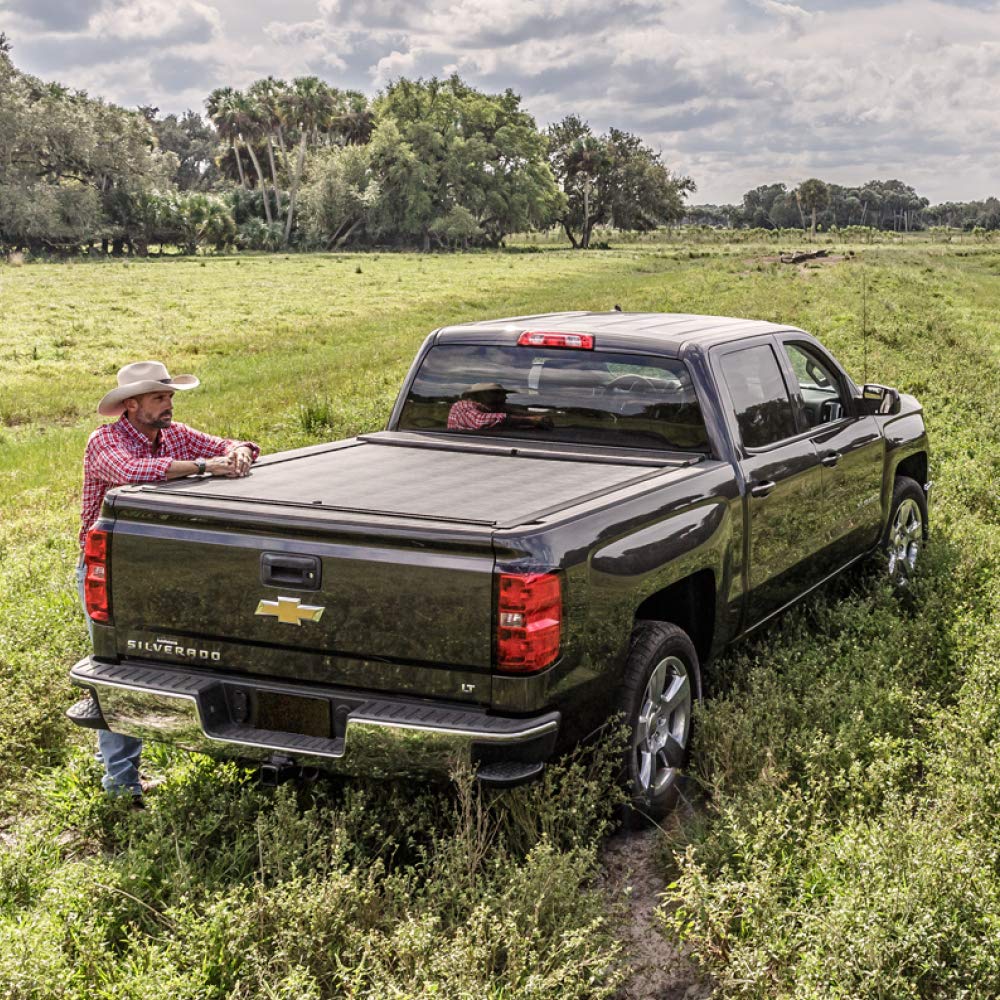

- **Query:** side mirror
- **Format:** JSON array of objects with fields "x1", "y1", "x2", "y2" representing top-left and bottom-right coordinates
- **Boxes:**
[{"x1": 860, "y1": 383, "x2": 901, "y2": 416}]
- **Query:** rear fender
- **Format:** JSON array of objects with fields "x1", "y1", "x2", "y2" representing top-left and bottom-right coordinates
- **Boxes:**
[{"x1": 589, "y1": 497, "x2": 734, "y2": 671}]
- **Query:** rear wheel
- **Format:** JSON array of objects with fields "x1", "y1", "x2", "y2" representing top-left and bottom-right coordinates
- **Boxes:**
[
  {"x1": 883, "y1": 475, "x2": 927, "y2": 587},
  {"x1": 620, "y1": 621, "x2": 701, "y2": 823}
]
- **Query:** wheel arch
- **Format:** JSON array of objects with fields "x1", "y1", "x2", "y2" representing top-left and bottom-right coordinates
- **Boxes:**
[
  {"x1": 634, "y1": 568, "x2": 715, "y2": 671},
  {"x1": 894, "y1": 451, "x2": 928, "y2": 490}
]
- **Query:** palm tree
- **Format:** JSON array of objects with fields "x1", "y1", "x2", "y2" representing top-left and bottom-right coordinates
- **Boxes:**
[
  {"x1": 205, "y1": 87, "x2": 248, "y2": 191},
  {"x1": 232, "y1": 90, "x2": 273, "y2": 225},
  {"x1": 797, "y1": 178, "x2": 829, "y2": 239},
  {"x1": 247, "y1": 77, "x2": 289, "y2": 222},
  {"x1": 280, "y1": 77, "x2": 338, "y2": 244},
  {"x1": 335, "y1": 92, "x2": 375, "y2": 146}
]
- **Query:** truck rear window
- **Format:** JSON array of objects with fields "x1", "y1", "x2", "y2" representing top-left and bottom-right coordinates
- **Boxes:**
[{"x1": 397, "y1": 345, "x2": 710, "y2": 452}]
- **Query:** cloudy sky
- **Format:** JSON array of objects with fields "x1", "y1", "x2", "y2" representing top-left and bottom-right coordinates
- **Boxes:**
[{"x1": 2, "y1": 0, "x2": 998, "y2": 204}]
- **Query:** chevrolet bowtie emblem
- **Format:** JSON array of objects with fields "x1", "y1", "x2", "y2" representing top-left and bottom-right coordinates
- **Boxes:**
[{"x1": 255, "y1": 596, "x2": 325, "y2": 626}]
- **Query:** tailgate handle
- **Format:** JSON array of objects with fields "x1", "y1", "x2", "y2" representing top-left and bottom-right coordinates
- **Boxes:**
[{"x1": 261, "y1": 553, "x2": 321, "y2": 590}]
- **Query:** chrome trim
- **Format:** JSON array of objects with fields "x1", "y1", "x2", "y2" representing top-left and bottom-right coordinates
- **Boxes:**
[{"x1": 70, "y1": 658, "x2": 559, "y2": 778}]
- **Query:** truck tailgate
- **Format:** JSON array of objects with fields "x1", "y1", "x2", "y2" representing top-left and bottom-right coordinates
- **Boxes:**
[{"x1": 108, "y1": 515, "x2": 496, "y2": 685}]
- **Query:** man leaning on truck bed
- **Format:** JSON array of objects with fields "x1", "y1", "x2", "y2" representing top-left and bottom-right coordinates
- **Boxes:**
[{"x1": 77, "y1": 360, "x2": 260, "y2": 807}]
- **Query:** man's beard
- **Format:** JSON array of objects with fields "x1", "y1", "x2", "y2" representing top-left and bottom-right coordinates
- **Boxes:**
[{"x1": 142, "y1": 410, "x2": 172, "y2": 429}]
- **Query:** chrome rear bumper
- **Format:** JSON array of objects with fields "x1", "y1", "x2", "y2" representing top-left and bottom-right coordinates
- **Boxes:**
[{"x1": 69, "y1": 657, "x2": 559, "y2": 782}]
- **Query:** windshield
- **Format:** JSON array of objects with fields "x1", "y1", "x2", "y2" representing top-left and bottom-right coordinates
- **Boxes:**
[{"x1": 396, "y1": 344, "x2": 710, "y2": 452}]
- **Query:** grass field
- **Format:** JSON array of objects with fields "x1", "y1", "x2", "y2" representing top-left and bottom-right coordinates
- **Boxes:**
[{"x1": 1, "y1": 239, "x2": 998, "y2": 998}]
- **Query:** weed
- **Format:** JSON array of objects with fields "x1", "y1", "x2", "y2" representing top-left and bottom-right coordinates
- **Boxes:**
[{"x1": 297, "y1": 397, "x2": 337, "y2": 436}]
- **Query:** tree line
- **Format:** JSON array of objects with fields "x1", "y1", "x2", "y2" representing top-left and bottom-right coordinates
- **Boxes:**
[
  {"x1": 685, "y1": 178, "x2": 1000, "y2": 234},
  {"x1": 0, "y1": 36, "x2": 693, "y2": 256}
]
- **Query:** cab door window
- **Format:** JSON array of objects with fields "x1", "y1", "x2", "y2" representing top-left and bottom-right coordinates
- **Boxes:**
[
  {"x1": 783, "y1": 342, "x2": 847, "y2": 428},
  {"x1": 719, "y1": 344, "x2": 797, "y2": 448}
]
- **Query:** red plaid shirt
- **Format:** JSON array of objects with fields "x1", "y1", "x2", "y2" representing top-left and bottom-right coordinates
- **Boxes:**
[
  {"x1": 79, "y1": 415, "x2": 260, "y2": 548},
  {"x1": 446, "y1": 400, "x2": 508, "y2": 431}
]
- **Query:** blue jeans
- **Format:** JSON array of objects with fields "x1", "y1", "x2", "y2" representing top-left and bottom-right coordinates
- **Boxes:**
[{"x1": 77, "y1": 562, "x2": 143, "y2": 796}]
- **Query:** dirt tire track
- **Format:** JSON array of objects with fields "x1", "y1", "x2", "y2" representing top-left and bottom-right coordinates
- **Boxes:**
[{"x1": 601, "y1": 824, "x2": 712, "y2": 1000}]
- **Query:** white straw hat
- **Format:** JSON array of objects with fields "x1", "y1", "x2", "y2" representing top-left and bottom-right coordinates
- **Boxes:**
[{"x1": 98, "y1": 361, "x2": 199, "y2": 417}]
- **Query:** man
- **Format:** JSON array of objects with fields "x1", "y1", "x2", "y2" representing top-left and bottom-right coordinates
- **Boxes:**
[
  {"x1": 78, "y1": 360, "x2": 260, "y2": 807},
  {"x1": 447, "y1": 382, "x2": 550, "y2": 432}
]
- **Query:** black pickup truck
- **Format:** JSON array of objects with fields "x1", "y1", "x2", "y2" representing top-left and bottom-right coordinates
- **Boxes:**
[{"x1": 69, "y1": 312, "x2": 929, "y2": 817}]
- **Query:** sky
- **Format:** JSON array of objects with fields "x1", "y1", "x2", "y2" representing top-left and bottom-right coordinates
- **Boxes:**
[{"x1": 2, "y1": 0, "x2": 998, "y2": 205}]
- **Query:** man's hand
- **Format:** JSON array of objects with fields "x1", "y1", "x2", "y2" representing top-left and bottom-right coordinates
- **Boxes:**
[
  {"x1": 166, "y1": 449, "x2": 255, "y2": 481},
  {"x1": 205, "y1": 455, "x2": 238, "y2": 477},
  {"x1": 226, "y1": 446, "x2": 253, "y2": 476},
  {"x1": 509, "y1": 413, "x2": 553, "y2": 430}
]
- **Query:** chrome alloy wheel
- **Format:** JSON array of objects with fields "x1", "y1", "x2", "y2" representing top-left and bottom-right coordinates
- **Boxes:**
[
  {"x1": 635, "y1": 655, "x2": 692, "y2": 797},
  {"x1": 888, "y1": 497, "x2": 923, "y2": 583}
]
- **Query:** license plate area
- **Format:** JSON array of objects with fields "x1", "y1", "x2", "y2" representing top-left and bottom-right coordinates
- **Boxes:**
[{"x1": 255, "y1": 691, "x2": 331, "y2": 739}]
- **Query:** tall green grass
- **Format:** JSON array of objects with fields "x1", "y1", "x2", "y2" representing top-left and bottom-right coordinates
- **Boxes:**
[{"x1": 1, "y1": 241, "x2": 998, "y2": 997}]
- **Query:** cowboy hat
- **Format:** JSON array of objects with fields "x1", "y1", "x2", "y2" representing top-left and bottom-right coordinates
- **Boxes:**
[
  {"x1": 462, "y1": 382, "x2": 509, "y2": 399},
  {"x1": 98, "y1": 361, "x2": 199, "y2": 417}
]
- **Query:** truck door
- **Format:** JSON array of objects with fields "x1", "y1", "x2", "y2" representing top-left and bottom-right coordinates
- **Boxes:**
[
  {"x1": 714, "y1": 339, "x2": 829, "y2": 626},
  {"x1": 775, "y1": 337, "x2": 884, "y2": 572}
]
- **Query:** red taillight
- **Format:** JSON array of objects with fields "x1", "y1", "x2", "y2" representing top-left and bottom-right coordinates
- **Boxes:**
[
  {"x1": 517, "y1": 331, "x2": 594, "y2": 350},
  {"x1": 83, "y1": 528, "x2": 111, "y2": 623},
  {"x1": 497, "y1": 572, "x2": 561, "y2": 673}
]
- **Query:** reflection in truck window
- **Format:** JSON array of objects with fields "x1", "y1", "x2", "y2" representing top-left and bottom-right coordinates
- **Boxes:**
[
  {"x1": 446, "y1": 382, "x2": 551, "y2": 432},
  {"x1": 719, "y1": 344, "x2": 797, "y2": 448},
  {"x1": 398, "y1": 345, "x2": 710, "y2": 452}
]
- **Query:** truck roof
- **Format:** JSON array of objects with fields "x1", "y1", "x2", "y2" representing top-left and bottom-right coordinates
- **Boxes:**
[{"x1": 435, "y1": 311, "x2": 799, "y2": 356}]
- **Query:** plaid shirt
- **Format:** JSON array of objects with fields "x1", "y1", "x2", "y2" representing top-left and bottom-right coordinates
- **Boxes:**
[
  {"x1": 79, "y1": 415, "x2": 260, "y2": 548},
  {"x1": 446, "y1": 400, "x2": 508, "y2": 431}
]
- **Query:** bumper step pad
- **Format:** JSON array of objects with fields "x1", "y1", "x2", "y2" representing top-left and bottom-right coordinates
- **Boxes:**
[{"x1": 68, "y1": 656, "x2": 559, "y2": 780}]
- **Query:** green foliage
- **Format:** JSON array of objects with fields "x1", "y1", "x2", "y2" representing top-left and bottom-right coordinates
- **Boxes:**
[
  {"x1": 297, "y1": 396, "x2": 338, "y2": 435},
  {"x1": 370, "y1": 76, "x2": 563, "y2": 248},
  {"x1": 0, "y1": 49, "x2": 172, "y2": 254},
  {"x1": 298, "y1": 144, "x2": 379, "y2": 249},
  {"x1": 144, "y1": 108, "x2": 220, "y2": 191},
  {"x1": 689, "y1": 177, "x2": 943, "y2": 235},
  {"x1": 548, "y1": 116, "x2": 693, "y2": 248},
  {"x1": 235, "y1": 217, "x2": 284, "y2": 252},
  {"x1": 157, "y1": 192, "x2": 236, "y2": 254},
  {"x1": 0, "y1": 740, "x2": 627, "y2": 998},
  {"x1": 796, "y1": 177, "x2": 830, "y2": 237}
]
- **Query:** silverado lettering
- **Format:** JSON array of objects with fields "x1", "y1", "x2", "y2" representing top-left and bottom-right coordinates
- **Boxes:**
[{"x1": 126, "y1": 639, "x2": 222, "y2": 661}]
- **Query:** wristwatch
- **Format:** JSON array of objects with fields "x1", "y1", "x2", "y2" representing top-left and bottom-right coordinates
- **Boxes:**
[{"x1": 195, "y1": 458, "x2": 207, "y2": 475}]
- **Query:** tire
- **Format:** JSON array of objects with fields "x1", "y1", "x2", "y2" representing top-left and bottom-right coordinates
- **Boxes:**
[
  {"x1": 620, "y1": 620, "x2": 701, "y2": 823},
  {"x1": 882, "y1": 475, "x2": 928, "y2": 587}
]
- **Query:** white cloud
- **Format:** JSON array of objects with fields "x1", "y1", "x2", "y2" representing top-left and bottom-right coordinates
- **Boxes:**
[
  {"x1": 751, "y1": 0, "x2": 811, "y2": 20},
  {"x1": 89, "y1": 0, "x2": 223, "y2": 41},
  {"x1": 371, "y1": 48, "x2": 421, "y2": 85}
]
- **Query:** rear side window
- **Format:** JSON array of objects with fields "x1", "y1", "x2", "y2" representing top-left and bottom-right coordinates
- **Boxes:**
[
  {"x1": 396, "y1": 344, "x2": 710, "y2": 452},
  {"x1": 720, "y1": 345, "x2": 797, "y2": 448}
]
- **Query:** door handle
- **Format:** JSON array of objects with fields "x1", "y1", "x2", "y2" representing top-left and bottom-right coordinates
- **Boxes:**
[
  {"x1": 750, "y1": 480, "x2": 776, "y2": 498},
  {"x1": 261, "y1": 553, "x2": 322, "y2": 590},
  {"x1": 821, "y1": 451, "x2": 841, "y2": 468}
]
